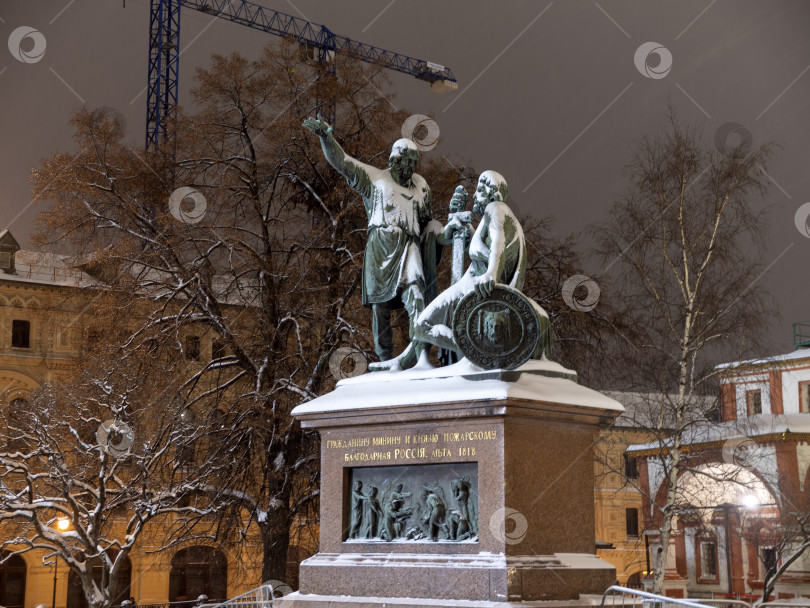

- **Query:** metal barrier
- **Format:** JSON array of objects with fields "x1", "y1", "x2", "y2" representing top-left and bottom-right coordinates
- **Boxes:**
[
  {"x1": 760, "y1": 603, "x2": 810, "y2": 608},
  {"x1": 203, "y1": 584, "x2": 275, "y2": 608},
  {"x1": 602, "y1": 586, "x2": 716, "y2": 608},
  {"x1": 117, "y1": 601, "x2": 222, "y2": 608}
]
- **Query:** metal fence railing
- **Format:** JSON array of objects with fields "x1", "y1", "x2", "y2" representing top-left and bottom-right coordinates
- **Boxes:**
[
  {"x1": 793, "y1": 321, "x2": 810, "y2": 349},
  {"x1": 602, "y1": 586, "x2": 716, "y2": 608},
  {"x1": 202, "y1": 584, "x2": 276, "y2": 608},
  {"x1": 118, "y1": 599, "x2": 223, "y2": 608}
]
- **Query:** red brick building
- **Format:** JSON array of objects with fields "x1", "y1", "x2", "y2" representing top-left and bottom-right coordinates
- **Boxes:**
[{"x1": 630, "y1": 343, "x2": 810, "y2": 599}]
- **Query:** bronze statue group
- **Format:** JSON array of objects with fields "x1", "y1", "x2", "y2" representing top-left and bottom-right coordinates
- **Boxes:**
[{"x1": 303, "y1": 114, "x2": 551, "y2": 371}]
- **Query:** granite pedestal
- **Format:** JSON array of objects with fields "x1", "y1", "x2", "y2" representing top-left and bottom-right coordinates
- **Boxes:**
[{"x1": 279, "y1": 359, "x2": 623, "y2": 608}]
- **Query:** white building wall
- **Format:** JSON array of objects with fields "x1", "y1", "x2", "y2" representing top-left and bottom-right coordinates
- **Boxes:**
[
  {"x1": 734, "y1": 375, "x2": 771, "y2": 418},
  {"x1": 782, "y1": 366, "x2": 810, "y2": 414}
]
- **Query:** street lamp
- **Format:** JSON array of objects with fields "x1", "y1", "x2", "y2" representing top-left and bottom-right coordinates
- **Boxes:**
[{"x1": 52, "y1": 518, "x2": 70, "y2": 608}]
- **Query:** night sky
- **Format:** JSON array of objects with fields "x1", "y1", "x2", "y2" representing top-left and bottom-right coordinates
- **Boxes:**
[{"x1": 2, "y1": 0, "x2": 809, "y2": 354}]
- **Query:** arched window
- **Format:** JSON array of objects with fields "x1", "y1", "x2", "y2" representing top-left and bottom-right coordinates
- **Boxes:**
[
  {"x1": 625, "y1": 571, "x2": 642, "y2": 589},
  {"x1": 169, "y1": 546, "x2": 227, "y2": 603},
  {"x1": 66, "y1": 554, "x2": 132, "y2": 608},
  {"x1": 0, "y1": 552, "x2": 26, "y2": 608}
]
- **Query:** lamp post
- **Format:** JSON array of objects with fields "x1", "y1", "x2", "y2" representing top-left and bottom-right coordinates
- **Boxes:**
[
  {"x1": 51, "y1": 558, "x2": 58, "y2": 608},
  {"x1": 51, "y1": 518, "x2": 70, "y2": 608}
]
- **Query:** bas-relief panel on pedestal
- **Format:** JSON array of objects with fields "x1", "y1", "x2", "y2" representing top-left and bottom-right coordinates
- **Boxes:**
[{"x1": 345, "y1": 463, "x2": 478, "y2": 543}]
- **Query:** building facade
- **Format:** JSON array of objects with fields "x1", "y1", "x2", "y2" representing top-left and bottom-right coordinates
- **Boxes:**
[
  {"x1": 594, "y1": 395, "x2": 653, "y2": 587},
  {"x1": 0, "y1": 232, "x2": 264, "y2": 608},
  {"x1": 630, "y1": 343, "x2": 810, "y2": 599}
]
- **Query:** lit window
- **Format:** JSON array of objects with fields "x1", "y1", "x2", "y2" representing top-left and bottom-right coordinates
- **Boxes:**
[
  {"x1": 746, "y1": 390, "x2": 762, "y2": 416},
  {"x1": 11, "y1": 320, "x2": 30, "y2": 349},
  {"x1": 800, "y1": 383, "x2": 810, "y2": 414}
]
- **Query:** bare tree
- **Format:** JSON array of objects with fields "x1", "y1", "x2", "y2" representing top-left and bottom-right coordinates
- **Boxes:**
[
  {"x1": 591, "y1": 112, "x2": 775, "y2": 593},
  {"x1": 0, "y1": 335, "x2": 220, "y2": 608}
]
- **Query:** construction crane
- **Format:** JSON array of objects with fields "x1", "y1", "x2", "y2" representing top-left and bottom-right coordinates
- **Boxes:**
[{"x1": 146, "y1": 0, "x2": 458, "y2": 149}]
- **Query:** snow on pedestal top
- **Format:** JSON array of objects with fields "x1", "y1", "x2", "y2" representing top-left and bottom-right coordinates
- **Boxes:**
[{"x1": 292, "y1": 357, "x2": 624, "y2": 416}]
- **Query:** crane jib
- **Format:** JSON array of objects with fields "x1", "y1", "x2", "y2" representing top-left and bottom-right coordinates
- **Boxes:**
[{"x1": 145, "y1": 0, "x2": 458, "y2": 150}]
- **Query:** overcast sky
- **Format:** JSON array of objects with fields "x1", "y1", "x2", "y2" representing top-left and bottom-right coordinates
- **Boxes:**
[{"x1": 1, "y1": 0, "x2": 809, "y2": 354}]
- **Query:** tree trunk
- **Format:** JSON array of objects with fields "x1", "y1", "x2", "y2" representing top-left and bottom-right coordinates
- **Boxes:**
[{"x1": 261, "y1": 516, "x2": 292, "y2": 587}]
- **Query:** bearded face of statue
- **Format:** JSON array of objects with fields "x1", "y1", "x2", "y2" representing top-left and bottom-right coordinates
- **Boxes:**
[
  {"x1": 473, "y1": 177, "x2": 497, "y2": 216},
  {"x1": 473, "y1": 171, "x2": 508, "y2": 216},
  {"x1": 389, "y1": 148, "x2": 419, "y2": 187}
]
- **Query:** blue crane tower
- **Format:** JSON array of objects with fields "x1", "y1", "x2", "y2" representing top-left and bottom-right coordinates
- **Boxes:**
[{"x1": 146, "y1": 0, "x2": 458, "y2": 149}]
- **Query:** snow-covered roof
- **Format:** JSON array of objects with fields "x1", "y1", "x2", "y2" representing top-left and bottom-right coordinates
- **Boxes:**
[
  {"x1": 0, "y1": 250, "x2": 98, "y2": 288},
  {"x1": 715, "y1": 348, "x2": 810, "y2": 371},
  {"x1": 292, "y1": 357, "x2": 624, "y2": 416},
  {"x1": 627, "y1": 413, "x2": 810, "y2": 453}
]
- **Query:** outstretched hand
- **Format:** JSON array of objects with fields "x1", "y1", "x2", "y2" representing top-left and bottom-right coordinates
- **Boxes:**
[{"x1": 302, "y1": 113, "x2": 333, "y2": 137}]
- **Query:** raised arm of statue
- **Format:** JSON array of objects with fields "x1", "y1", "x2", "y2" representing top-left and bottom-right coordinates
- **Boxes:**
[{"x1": 302, "y1": 113, "x2": 373, "y2": 202}]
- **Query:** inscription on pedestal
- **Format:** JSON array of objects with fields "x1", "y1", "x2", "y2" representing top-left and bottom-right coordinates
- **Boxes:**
[
  {"x1": 344, "y1": 463, "x2": 478, "y2": 543},
  {"x1": 325, "y1": 429, "x2": 497, "y2": 463}
]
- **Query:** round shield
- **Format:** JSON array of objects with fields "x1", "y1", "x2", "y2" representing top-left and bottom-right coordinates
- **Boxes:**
[{"x1": 451, "y1": 285, "x2": 540, "y2": 370}]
